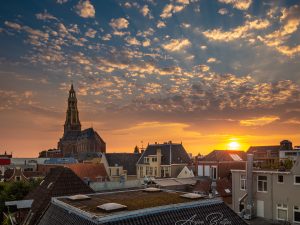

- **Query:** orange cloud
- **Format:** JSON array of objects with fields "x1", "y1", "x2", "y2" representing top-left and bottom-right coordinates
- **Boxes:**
[{"x1": 240, "y1": 116, "x2": 280, "y2": 126}]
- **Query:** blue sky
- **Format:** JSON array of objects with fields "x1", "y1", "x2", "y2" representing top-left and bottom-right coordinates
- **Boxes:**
[{"x1": 0, "y1": 0, "x2": 300, "y2": 156}]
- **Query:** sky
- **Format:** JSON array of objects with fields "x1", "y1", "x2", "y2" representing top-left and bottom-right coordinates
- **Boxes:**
[{"x1": 0, "y1": 0, "x2": 300, "y2": 157}]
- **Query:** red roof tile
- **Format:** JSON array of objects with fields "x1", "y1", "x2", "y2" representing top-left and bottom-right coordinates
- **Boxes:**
[{"x1": 64, "y1": 163, "x2": 108, "y2": 182}]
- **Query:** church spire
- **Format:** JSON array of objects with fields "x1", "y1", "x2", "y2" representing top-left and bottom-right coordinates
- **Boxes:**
[{"x1": 64, "y1": 84, "x2": 81, "y2": 134}]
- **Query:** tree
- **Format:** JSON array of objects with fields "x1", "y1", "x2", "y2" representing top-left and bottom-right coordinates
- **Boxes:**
[
  {"x1": 0, "y1": 180, "x2": 40, "y2": 224},
  {"x1": 284, "y1": 159, "x2": 294, "y2": 170}
]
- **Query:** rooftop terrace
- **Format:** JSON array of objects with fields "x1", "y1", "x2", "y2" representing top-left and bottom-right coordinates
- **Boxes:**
[
  {"x1": 39, "y1": 188, "x2": 248, "y2": 225},
  {"x1": 53, "y1": 189, "x2": 211, "y2": 223}
]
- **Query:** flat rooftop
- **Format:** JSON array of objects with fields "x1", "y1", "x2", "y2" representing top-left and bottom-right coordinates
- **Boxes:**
[{"x1": 53, "y1": 189, "x2": 211, "y2": 223}]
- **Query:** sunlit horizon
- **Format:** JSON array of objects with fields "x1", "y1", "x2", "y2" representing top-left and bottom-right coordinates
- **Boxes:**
[{"x1": 1, "y1": 0, "x2": 300, "y2": 157}]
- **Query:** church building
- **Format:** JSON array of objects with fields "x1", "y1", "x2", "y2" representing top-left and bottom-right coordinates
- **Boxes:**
[{"x1": 57, "y1": 84, "x2": 106, "y2": 157}]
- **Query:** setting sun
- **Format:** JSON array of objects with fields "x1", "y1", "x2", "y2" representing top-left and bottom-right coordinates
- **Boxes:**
[{"x1": 228, "y1": 141, "x2": 240, "y2": 150}]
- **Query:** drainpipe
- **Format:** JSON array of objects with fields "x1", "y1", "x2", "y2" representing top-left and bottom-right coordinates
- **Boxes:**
[
  {"x1": 271, "y1": 173, "x2": 274, "y2": 221},
  {"x1": 244, "y1": 154, "x2": 254, "y2": 220}
]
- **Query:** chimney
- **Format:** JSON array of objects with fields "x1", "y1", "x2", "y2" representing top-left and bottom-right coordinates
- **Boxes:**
[{"x1": 244, "y1": 154, "x2": 254, "y2": 219}]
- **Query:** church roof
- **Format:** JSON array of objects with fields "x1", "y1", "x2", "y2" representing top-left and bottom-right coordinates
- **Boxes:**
[{"x1": 78, "y1": 128, "x2": 99, "y2": 139}]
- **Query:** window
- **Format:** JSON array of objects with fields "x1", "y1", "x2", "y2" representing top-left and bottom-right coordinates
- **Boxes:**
[
  {"x1": 278, "y1": 175, "x2": 284, "y2": 183},
  {"x1": 152, "y1": 157, "x2": 157, "y2": 162},
  {"x1": 211, "y1": 166, "x2": 217, "y2": 180},
  {"x1": 295, "y1": 176, "x2": 300, "y2": 185},
  {"x1": 240, "y1": 174, "x2": 247, "y2": 190},
  {"x1": 140, "y1": 166, "x2": 143, "y2": 177},
  {"x1": 277, "y1": 204, "x2": 288, "y2": 221},
  {"x1": 257, "y1": 176, "x2": 268, "y2": 192},
  {"x1": 149, "y1": 167, "x2": 153, "y2": 176},
  {"x1": 239, "y1": 202, "x2": 245, "y2": 213},
  {"x1": 294, "y1": 206, "x2": 300, "y2": 223},
  {"x1": 116, "y1": 168, "x2": 119, "y2": 176}
]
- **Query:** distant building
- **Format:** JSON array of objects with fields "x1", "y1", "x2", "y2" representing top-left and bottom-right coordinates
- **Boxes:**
[
  {"x1": 196, "y1": 150, "x2": 246, "y2": 180},
  {"x1": 247, "y1": 140, "x2": 294, "y2": 168},
  {"x1": 57, "y1": 84, "x2": 106, "y2": 157},
  {"x1": 280, "y1": 144, "x2": 300, "y2": 163},
  {"x1": 38, "y1": 149, "x2": 62, "y2": 158},
  {"x1": 136, "y1": 142, "x2": 191, "y2": 179},
  {"x1": 232, "y1": 155, "x2": 300, "y2": 223},
  {"x1": 0, "y1": 152, "x2": 11, "y2": 179},
  {"x1": 104, "y1": 152, "x2": 141, "y2": 181},
  {"x1": 0, "y1": 151, "x2": 12, "y2": 158},
  {"x1": 44, "y1": 157, "x2": 78, "y2": 165}
]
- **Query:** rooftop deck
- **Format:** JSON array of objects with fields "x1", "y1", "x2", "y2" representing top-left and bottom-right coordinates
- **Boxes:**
[{"x1": 54, "y1": 189, "x2": 210, "y2": 222}]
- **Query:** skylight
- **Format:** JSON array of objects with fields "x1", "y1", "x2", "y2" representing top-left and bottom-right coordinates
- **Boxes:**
[
  {"x1": 143, "y1": 187, "x2": 161, "y2": 192},
  {"x1": 180, "y1": 193, "x2": 203, "y2": 199},
  {"x1": 97, "y1": 203, "x2": 127, "y2": 211},
  {"x1": 225, "y1": 189, "x2": 231, "y2": 193},
  {"x1": 229, "y1": 153, "x2": 243, "y2": 161},
  {"x1": 68, "y1": 194, "x2": 91, "y2": 201}
]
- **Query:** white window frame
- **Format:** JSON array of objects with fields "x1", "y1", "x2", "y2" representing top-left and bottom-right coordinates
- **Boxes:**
[
  {"x1": 277, "y1": 175, "x2": 284, "y2": 184},
  {"x1": 240, "y1": 174, "x2": 247, "y2": 191},
  {"x1": 211, "y1": 166, "x2": 217, "y2": 180},
  {"x1": 294, "y1": 175, "x2": 300, "y2": 185},
  {"x1": 294, "y1": 205, "x2": 300, "y2": 223},
  {"x1": 277, "y1": 204, "x2": 288, "y2": 221},
  {"x1": 257, "y1": 175, "x2": 268, "y2": 193}
]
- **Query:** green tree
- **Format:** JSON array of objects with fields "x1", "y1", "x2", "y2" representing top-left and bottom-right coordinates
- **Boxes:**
[
  {"x1": 284, "y1": 159, "x2": 294, "y2": 170},
  {"x1": 0, "y1": 179, "x2": 40, "y2": 224}
]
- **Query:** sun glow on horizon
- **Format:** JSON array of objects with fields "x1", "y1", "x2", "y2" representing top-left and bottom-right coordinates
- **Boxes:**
[{"x1": 228, "y1": 141, "x2": 240, "y2": 150}]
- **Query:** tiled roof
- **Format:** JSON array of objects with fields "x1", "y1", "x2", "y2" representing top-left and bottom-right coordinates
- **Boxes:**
[
  {"x1": 247, "y1": 145, "x2": 281, "y2": 153},
  {"x1": 38, "y1": 197, "x2": 247, "y2": 225},
  {"x1": 23, "y1": 167, "x2": 94, "y2": 225},
  {"x1": 201, "y1": 150, "x2": 246, "y2": 162},
  {"x1": 137, "y1": 143, "x2": 191, "y2": 165},
  {"x1": 38, "y1": 203, "x2": 96, "y2": 225},
  {"x1": 193, "y1": 178, "x2": 212, "y2": 195},
  {"x1": 64, "y1": 163, "x2": 109, "y2": 182},
  {"x1": 216, "y1": 177, "x2": 232, "y2": 197},
  {"x1": 105, "y1": 153, "x2": 141, "y2": 175}
]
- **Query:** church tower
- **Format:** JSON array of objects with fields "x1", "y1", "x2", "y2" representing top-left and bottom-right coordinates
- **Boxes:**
[
  {"x1": 58, "y1": 83, "x2": 106, "y2": 157},
  {"x1": 64, "y1": 84, "x2": 81, "y2": 135}
]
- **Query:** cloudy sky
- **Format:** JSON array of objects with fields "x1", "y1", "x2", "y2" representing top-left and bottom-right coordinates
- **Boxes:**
[{"x1": 1, "y1": 0, "x2": 300, "y2": 157}]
